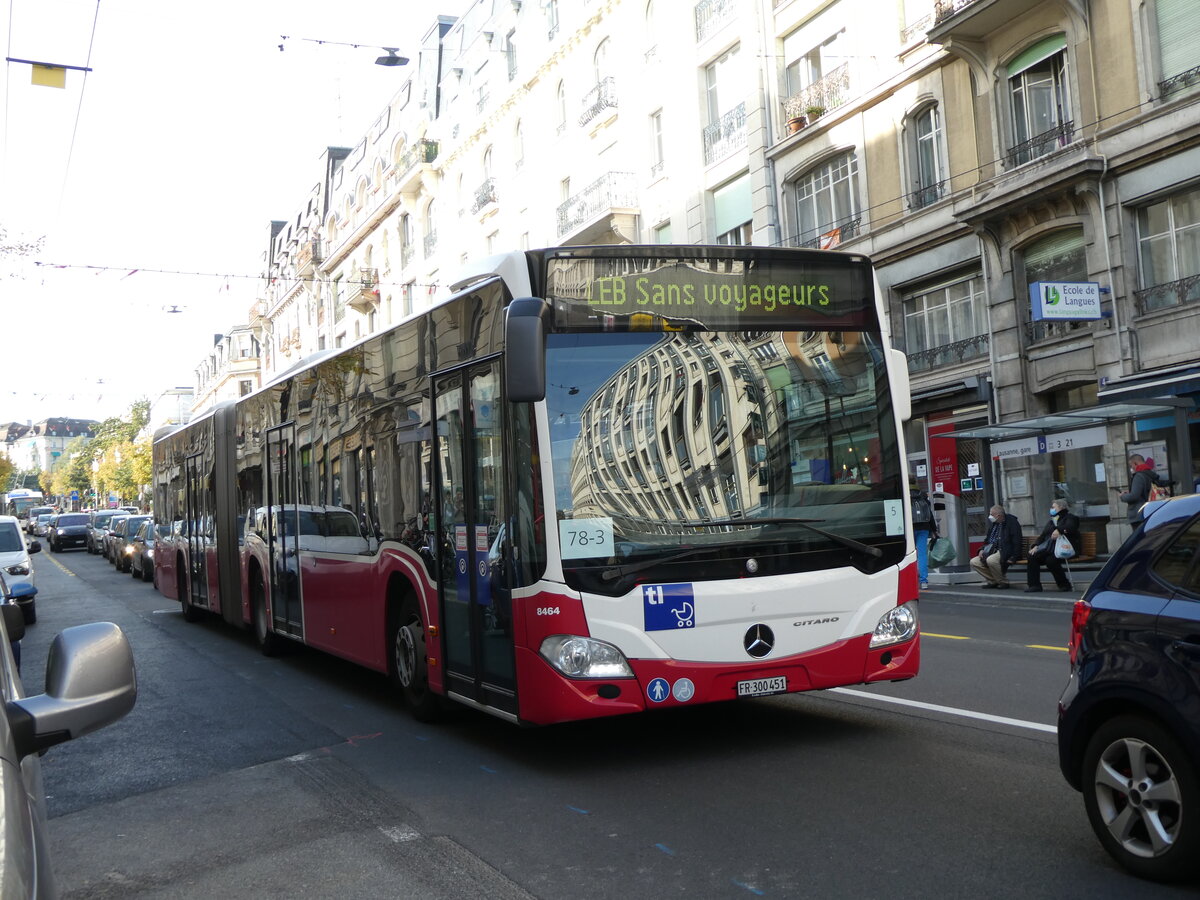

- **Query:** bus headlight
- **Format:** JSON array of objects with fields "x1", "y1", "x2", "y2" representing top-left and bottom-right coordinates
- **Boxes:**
[
  {"x1": 540, "y1": 635, "x2": 634, "y2": 679},
  {"x1": 869, "y1": 602, "x2": 918, "y2": 649},
  {"x1": 4, "y1": 564, "x2": 30, "y2": 576}
]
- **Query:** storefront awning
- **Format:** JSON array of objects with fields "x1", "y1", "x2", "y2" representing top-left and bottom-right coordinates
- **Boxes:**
[{"x1": 935, "y1": 398, "x2": 1194, "y2": 440}]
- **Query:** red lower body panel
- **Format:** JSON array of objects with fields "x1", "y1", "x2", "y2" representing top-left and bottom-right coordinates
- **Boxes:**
[{"x1": 513, "y1": 631, "x2": 920, "y2": 726}]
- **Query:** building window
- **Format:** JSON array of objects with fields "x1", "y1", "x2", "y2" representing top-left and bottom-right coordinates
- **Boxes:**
[
  {"x1": 399, "y1": 214, "x2": 414, "y2": 267},
  {"x1": 1007, "y1": 35, "x2": 1073, "y2": 166},
  {"x1": 1022, "y1": 227, "x2": 1088, "y2": 341},
  {"x1": 654, "y1": 222, "x2": 672, "y2": 243},
  {"x1": 1156, "y1": 0, "x2": 1200, "y2": 94},
  {"x1": 909, "y1": 104, "x2": 945, "y2": 209},
  {"x1": 649, "y1": 110, "x2": 665, "y2": 177},
  {"x1": 546, "y1": 0, "x2": 559, "y2": 39},
  {"x1": 239, "y1": 380, "x2": 253, "y2": 396},
  {"x1": 556, "y1": 81, "x2": 567, "y2": 133},
  {"x1": 505, "y1": 30, "x2": 517, "y2": 81},
  {"x1": 903, "y1": 273, "x2": 988, "y2": 372},
  {"x1": 791, "y1": 152, "x2": 860, "y2": 248},
  {"x1": 514, "y1": 120, "x2": 524, "y2": 168},
  {"x1": 402, "y1": 281, "x2": 414, "y2": 318},
  {"x1": 713, "y1": 174, "x2": 751, "y2": 245},
  {"x1": 1135, "y1": 185, "x2": 1200, "y2": 313},
  {"x1": 781, "y1": 28, "x2": 849, "y2": 123}
]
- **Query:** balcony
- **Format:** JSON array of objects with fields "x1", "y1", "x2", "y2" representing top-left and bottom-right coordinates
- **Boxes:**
[
  {"x1": 781, "y1": 64, "x2": 851, "y2": 128},
  {"x1": 1134, "y1": 273, "x2": 1200, "y2": 316},
  {"x1": 395, "y1": 139, "x2": 439, "y2": 194},
  {"x1": 347, "y1": 267, "x2": 380, "y2": 314},
  {"x1": 1007, "y1": 119, "x2": 1076, "y2": 168},
  {"x1": 908, "y1": 179, "x2": 947, "y2": 210},
  {"x1": 928, "y1": 0, "x2": 1054, "y2": 44},
  {"x1": 907, "y1": 334, "x2": 989, "y2": 373},
  {"x1": 471, "y1": 177, "x2": 499, "y2": 217},
  {"x1": 579, "y1": 76, "x2": 618, "y2": 129},
  {"x1": 702, "y1": 102, "x2": 746, "y2": 166},
  {"x1": 556, "y1": 172, "x2": 639, "y2": 243},
  {"x1": 295, "y1": 239, "x2": 322, "y2": 276},
  {"x1": 797, "y1": 217, "x2": 861, "y2": 250},
  {"x1": 694, "y1": 0, "x2": 735, "y2": 42},
  {"x1": 1160, "y1": 63, "x2": 1200, "y2": 98}
]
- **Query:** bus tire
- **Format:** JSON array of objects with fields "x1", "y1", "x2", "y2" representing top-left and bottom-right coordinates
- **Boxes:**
[
  {"x1": 390, "y1": 594, "x2": 440, "y2": 722},
  {"x1": 179, "y1": 570, "x2": 203, "y2": 623},
  {"x1": 251, "y1": 572, "x2": 281, "y2": 657}
]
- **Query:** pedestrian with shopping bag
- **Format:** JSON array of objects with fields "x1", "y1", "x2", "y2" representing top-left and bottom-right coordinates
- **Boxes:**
[{"x1": 1025, "y1": 498, "x2": 1080, "y2": 592}]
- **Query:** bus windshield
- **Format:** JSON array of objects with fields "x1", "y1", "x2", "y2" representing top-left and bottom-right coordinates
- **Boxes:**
[{"x1": 545, "y1": 329, "x2": 904, "y2": 593}]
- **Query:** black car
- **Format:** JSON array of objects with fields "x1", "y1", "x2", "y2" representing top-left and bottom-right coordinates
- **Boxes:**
[
  {"x1": 129, "y1": 521, "x2": 166, "y2": 583},
  {"x1": 111, "y1": 516, "x2": 151, "y2": 573},
  {"x1": 46, "y1": 512, "x2": 89, "y2": 552},
  {"x1": 1057, "y1": 492, "x2": 1200, "y2": 883}
]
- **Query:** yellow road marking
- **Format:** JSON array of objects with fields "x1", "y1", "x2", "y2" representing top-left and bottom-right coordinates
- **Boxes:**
[
  {"x1": 39, "y1": 554, "x2": 76, "y2": 577},
  {"x1": 922, "y1": 632, "x2": 971, "y2": 640},
  {"x1": 1026, "y1": 644, "x2": 1068, "y2": 652}
]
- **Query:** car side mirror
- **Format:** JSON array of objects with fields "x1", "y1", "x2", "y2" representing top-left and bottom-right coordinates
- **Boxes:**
[{"x1": 26, "y1": 540, "x2": 41, "y2": 555}]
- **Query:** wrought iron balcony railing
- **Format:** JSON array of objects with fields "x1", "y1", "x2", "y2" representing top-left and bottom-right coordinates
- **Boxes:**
[
  {"x1": 1024, "y1": 318, "x2": 1092, "y2": 344},
  {"x1": 579, "y1": 77, "x2": 618, "y2": 127},
  {"x1": 900, "y1": 13, "x2": 934, "y2": 43},
  {"x1": 906, "y1": 334, "x2": 989, "y2": 373},
  {"x1": 1159, "y1": 63, "x2": 1200, "y2": 98},
  {"x1": 933, "y1": 0, "x2": 980, "y2": 24},
  {"x1": 556, "y1": 172, "x2": 638, "y2": 237},
  {"x1": 908, "y1": 179, "x2": 946, "y2": 210},
  {"x1": 782, "y1": 64, "x2": 851, "y2": 122},
  {"x1": 702, "y1": 101, "x2": 746, "y2": 165},
  {"x1": 1007, "y1": 119, "x2": 1075, "y2": 167},
  {"x1": 471, "y1": 177, "x2": 498, "y2": 214},
  {"x1": 423, "y1": 231, "x2": 438, "y2": 259},
  {"x1": 695, "y1": 0, "x2": 736, "y2": 42},
  {"x1": 798, "y1": 217, "x2": 861, "y2": 249},
  {"x1": 396, "y1": 139, "x2": 439, "y2": 181},
  {"x1": 1134, "y1": 273, "x2": 1200, "y2": 316}
]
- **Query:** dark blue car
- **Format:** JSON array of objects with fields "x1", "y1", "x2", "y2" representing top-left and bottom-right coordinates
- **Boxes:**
[{"x1": 1057, "y1": 492, "x2": 1200, "y2": 883}]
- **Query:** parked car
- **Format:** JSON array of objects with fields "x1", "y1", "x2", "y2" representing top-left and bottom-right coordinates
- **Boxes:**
[
  {"x1": 1058, "y1": 492, "x2": 1200, "y2": 883},
  {"x1": 129, "y1": 521, "x2": 167, "y2": 583},
  {"x1": 111, "y1": 515, "x2": 151, "y2": 573},
  {"x1": 0, "y1": 589, "x2": 136, "y2": 896},
  {"x1": 24, "y1": 507, "x2": 53, "y2": 534},
  {"x1": 45, "y1": 512, "x2": 89, "y2": 552},
  {"x1": 86, "y1": 509, "x2": 125, "y2": 555},
  {"x1": 0, "y1": 516, "x2": 39, "y2": 624},
  {"x1": 101, "y1": 514, "x2": 132, "y2": 561},
  {"x1": 119, "y1": 506, "x2": 140, "y2": 515},
  {"x1": 32, "y1": 513, "x2": 53, "y2": 537}
]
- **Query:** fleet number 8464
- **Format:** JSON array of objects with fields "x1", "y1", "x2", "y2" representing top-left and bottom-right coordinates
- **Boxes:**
[{"x1": 537, "y1": 607, "x2": 561, "y2": 616}]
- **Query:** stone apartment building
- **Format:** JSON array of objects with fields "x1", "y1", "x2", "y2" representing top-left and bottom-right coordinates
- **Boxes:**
[{"x1": 199, "y1": 0, "x2": 1199, "y2": 557}]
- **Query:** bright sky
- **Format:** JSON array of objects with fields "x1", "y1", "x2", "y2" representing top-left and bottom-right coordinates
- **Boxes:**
[{"x1": 1, "y1": 0, "x2": 460, "y2": 425}]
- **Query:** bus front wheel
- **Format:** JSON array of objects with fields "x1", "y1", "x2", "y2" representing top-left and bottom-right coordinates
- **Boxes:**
[
  {"x1": 252, "y1": 573, "x2": 281, "y2": 657},
  {"x1": 391, "y1": 596, "x2": 439, "y2": 722}
]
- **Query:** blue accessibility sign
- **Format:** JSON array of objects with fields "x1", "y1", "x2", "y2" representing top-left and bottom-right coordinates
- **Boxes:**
[
  {"x1": 646, "y1": 677, "x2": 671, "y2": 703},
  {"x1": 643, "y1": 584, "x2": 696, "y2": 631}
]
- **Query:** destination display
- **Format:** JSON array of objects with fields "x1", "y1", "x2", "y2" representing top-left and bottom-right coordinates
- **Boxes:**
[{"x1": 544, "y1": 252, "x2": 876, "y2": 331}]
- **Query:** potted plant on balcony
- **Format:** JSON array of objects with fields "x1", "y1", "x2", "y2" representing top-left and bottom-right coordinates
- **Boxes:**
[
  {"x1": 806, "y1": 105, "x2": 826, "y2": 123},
  {"x1": 783, "y1": 97, "x2": 808, "y2": 134}
]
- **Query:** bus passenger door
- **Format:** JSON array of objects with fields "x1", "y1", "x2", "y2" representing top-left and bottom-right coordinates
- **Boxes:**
[
  {"x1": 434, "y1": 362, "x2": 517, "y2": 716},
  {"x1": 266, "y1": 424, "x2": 303, "y2": 637},
  {"x1": 184, "y1": 453, "x2": 209, "y2": 609}
]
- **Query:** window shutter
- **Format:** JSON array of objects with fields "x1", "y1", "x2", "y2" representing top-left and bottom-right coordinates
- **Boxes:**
[
  {"x1": 1005, "y1": 34, "x2": 1067, "y2": 79},
  {"x1": 1157, "y1": 0, "x2": 1200, "y2": 80}
]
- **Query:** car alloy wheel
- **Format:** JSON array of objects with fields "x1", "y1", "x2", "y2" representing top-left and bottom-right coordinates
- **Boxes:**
[{"x1": 1083, "y1": 715, "x2": 1200, "y2": 882}]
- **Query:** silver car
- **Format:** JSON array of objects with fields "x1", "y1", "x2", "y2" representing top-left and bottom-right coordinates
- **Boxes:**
[{"x1": 0, "y1": 577, "x2": 137, "y2": 896}]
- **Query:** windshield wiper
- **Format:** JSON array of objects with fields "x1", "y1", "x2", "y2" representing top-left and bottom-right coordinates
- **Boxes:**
[
  {"x1": 692, "y1": 517, "x2": 883, "y2": 559},
  {"x1": 598, "y1": 546, "x2": 716, "y2": 583}
]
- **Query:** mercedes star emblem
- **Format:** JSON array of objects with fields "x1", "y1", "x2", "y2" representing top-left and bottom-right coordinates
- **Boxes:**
[{"x1": 743, "y1": 624, "x2": 774, "y2": 658}]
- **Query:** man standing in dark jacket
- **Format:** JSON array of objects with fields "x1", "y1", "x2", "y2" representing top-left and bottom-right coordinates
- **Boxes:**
[
  {"x1": 1025, "y1": 499, "x2": 1080, "y2": 592},
  {"x1": 970, "y1": 504, "x2": 1022, "y2": 589}
]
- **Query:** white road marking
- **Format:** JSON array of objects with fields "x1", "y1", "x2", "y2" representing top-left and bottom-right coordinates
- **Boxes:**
[{"x1": 829, "y1": 687, "x2": 1056, "y2": 734}]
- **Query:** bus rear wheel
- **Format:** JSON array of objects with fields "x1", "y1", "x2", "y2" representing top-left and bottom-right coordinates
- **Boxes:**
[{"x1": 391, "y1": 596, "x2": 439, "y2": 722}]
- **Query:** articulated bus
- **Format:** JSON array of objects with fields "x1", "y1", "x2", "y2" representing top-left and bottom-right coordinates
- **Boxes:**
[
  {"x1": 3, "y1": 490, "x2": 45, "y2": 522},
  {"x1": 152, "y1": 244, "x2": 919, "y2": 725}
]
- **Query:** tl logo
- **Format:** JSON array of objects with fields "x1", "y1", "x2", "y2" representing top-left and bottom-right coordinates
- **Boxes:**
[{"x1": 1044, "y1": 284, "x2": 1061, "y2": 305}]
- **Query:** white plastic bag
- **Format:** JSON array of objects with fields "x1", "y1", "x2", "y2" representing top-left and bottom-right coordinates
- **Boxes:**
[{"x1": 1054, "y1": 535, "x2": 1075, "y2": 560}]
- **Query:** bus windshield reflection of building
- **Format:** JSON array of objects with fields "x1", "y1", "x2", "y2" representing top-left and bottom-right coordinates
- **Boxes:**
[{"x1": 546, "y1": 329, "x2": 896, "y2": 559}]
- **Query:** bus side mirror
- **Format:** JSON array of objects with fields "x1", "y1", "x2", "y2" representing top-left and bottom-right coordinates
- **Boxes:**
[
  {"x1": 505, "y1": 297, "x2": 549, "y2": 402},
  {"x1": 889, "y1": 348, "x2": 912, "y2": 422}
]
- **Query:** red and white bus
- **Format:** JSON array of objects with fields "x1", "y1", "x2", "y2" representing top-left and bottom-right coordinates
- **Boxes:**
[{"x1": 152, "y1": 244, "x2": 919, "y2": 725}]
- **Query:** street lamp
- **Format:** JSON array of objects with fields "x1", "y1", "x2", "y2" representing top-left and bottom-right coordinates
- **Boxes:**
[{"x1": 374, "y1": 48, "x2": 409, "y2": 67}]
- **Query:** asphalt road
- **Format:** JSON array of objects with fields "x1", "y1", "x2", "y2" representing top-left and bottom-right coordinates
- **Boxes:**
[{"x1": 21, "y1": 548, "x2": 1196, "y2": 899}]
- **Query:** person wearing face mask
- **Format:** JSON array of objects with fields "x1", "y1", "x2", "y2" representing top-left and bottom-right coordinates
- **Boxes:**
[
  {"x1": 969, "y1": 504, "x2": 1022, "y2": 589},
  {"x1": 1024, "y1": 498, "x2": 1080, "y2": 592}
]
